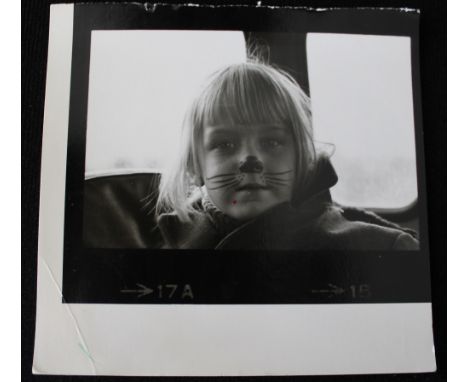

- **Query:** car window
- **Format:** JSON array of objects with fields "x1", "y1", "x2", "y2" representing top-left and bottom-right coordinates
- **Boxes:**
[
  {"x1": 306, "y1": 33, "x2": 418, "y2": 209},
  {"x1": 85, "y1": 30, "x2": 246, "y2": 176}
]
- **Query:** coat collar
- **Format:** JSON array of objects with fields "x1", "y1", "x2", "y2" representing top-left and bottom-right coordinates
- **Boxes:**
[{"x1": 157, "y1": 156, "x2": 338, "y2": 249}]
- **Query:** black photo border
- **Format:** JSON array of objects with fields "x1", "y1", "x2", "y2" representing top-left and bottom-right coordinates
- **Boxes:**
[{"x1": 62, "y1": 3, "x2": 432, "y2": 304}]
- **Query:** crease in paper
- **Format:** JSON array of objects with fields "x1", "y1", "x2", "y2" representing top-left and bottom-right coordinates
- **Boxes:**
[{"x1": 40, "y1": 256, "x2": 98, "y2": 375}]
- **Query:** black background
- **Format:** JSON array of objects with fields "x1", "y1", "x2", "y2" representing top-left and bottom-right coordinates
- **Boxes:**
[{"x1": 22, "y1": 0, "x2": 446, "y2": 381}]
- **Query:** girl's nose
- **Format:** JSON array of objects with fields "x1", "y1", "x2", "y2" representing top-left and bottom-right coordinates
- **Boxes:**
[{"x1": 239, "y1": 156, "x2": 264, "y2": 173}]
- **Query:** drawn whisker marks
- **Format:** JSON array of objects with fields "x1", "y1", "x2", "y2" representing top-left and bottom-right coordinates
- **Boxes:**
[
  {"x1": 263, "y1": 175, "x2": 290, "y2": 180},
  {"x1": 265, "y1": 180, "x2": 289, "y2": 187},
  {"x1": 207, "y1": 180, "x2": 239, "y2": 190},
  {"x1": 206, "y1": 173, "x2": 236, "y2": 180},
  {"x1": 209, "y1": 177, "x2": 238, "y2": 184},
  {"x1": 265, "y1": 181, "x2": 289, "y2": 186},
  {"x1": 264, "y1": 176, "x2": 290, "y2": 185},
  {"x1": 263, "y1": 176, "x2": 290, "y2": 183},
  {"x1": 263, "y1": 170, "x2": 293, "y2": 176}
]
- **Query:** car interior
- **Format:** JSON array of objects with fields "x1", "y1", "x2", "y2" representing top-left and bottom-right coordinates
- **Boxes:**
[{"x1": 83, "y1": 31, "x2": 420, "y2": 248}]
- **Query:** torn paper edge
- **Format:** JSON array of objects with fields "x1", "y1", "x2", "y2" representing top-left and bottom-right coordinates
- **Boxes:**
[{"x1": 116, "y1": 2, "x2": 420, "y2": 13}]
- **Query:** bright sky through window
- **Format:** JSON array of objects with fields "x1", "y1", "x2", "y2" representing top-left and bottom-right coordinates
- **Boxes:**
[
  {"x1": 307, "y1": 33, "x2": 418, "y2": 209},
  {"x1": 86, "y1": 30, "x2": 246, "y2": 176}
]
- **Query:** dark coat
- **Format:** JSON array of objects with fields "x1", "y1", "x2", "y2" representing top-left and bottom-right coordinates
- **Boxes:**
[{"x1": 157, "y1": 158, "x2": 419, "y2": 250}]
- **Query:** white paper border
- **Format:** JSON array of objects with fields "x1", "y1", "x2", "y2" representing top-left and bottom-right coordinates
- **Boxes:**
[{"x1": 33, "y1": 4, "x2": 436, "y2": 376}]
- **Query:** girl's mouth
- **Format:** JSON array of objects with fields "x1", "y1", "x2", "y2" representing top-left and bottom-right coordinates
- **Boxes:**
[{"x1": 235, "y1": 183, "x2": 269, "y2": 192}]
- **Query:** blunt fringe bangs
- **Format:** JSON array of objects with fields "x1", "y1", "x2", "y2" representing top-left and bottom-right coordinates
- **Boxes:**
[{"x1": 157, "y1": 61, "x2": 316, "y2": 222}]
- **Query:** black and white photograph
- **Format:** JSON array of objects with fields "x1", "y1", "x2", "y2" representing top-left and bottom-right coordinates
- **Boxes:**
[
  {"x1": 84, "y1": 30, "x2": 421, "y2": 252},
  {"x1": 31, "y1": 3, "x2": 437, "y2": 377}
]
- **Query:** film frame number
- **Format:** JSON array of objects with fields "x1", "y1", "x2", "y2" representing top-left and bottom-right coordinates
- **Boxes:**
[
  {"x1": 156, "y1": 284, "x2": 194, "y2": 300},
  {"x1": 350, "y1": 284, "x2": 371, "y2": 299}
]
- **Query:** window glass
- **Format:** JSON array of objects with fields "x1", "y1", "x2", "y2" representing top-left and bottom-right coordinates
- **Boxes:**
[
  {"x1": 306, "y1": 33, "x2": 418, "y2": 209},
  {"x1": 86, "y1": 30, "x2": 246, "y2": 176}
]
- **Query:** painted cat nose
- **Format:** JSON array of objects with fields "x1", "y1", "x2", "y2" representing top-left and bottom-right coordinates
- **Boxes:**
[{"x1": 239, "y1": 156, "x2": 264, "y2": 173}]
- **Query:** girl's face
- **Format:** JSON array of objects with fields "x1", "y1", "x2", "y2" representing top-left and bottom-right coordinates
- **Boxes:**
[{"x1": 199, "y1": 122, "x2": 296, "y2": 221}]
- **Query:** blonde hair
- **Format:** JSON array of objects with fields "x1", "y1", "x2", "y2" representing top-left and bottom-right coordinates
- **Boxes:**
[{"x1": 156, "y1": 61, "x2": 316, "y2": 222}]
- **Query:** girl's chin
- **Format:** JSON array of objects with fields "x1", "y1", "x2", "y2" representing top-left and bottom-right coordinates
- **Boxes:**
[
  {"x1": 209, "y1": 190, "x2": 291, "y2": 221},
  {"x1": 223, "y1": 199, "x2": 278, "y2": 221}
]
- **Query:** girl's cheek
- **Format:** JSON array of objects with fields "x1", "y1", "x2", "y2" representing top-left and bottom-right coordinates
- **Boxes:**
[
  {"x1": 263, "y1": 152, "x2": 292, "y2": 171},
  {"x1": 206, "y1": 155, "x2": 236, "y2": 174}
]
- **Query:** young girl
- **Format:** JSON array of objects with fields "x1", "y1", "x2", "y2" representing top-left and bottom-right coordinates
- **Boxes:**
[{"x1": 156, "y1": 61, "x2": 419, "y2": 250}]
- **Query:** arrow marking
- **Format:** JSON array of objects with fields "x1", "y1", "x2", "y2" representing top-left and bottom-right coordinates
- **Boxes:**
[
  {"x1": 310, "y1": 283, "x2": 345, "y2": 297},
  {"x1": 121, "y1": 283, "x2": 154, "y2": 298}
]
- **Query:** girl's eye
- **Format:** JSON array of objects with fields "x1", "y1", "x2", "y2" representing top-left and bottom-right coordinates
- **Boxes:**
[
  {"x1": 261, "y1": 139, "x2": 284, "y2": 149},
  {"x1": 213, "y1": 141, "x2": 235, "y2": 151}
]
